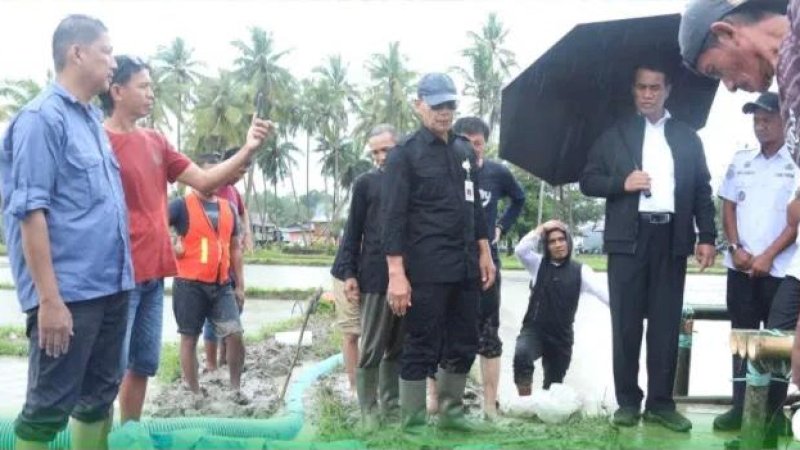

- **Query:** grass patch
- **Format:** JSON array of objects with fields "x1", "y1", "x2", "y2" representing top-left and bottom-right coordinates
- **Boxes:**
[
  {"x1": 157, "y1": 342, "x2": 181, "y2": 383},
  {"x1": 247, "y1": 316, "x2": 306, "y2": 344},
  {"x1": 311, "y1": 381, "x2": 621, "y2": 449},
  {"x1": 0, "y1": 325, "x2": 27, "y2": 356},
  {"x1": 244, "y1": 248, "x2": 333, "y2": 266},
  {"x1": 245, "y1": 287, "x2": 317, "y2": 300}
]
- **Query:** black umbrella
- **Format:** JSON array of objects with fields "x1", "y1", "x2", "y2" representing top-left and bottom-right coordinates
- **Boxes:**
[{"x1": 499, "y1": 13, "x2": 719, "y2": 186}]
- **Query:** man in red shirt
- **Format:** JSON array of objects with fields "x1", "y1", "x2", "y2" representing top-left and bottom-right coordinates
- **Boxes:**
[{"x1": 100, "y1": 55, "x2": 272, "y2": 422}]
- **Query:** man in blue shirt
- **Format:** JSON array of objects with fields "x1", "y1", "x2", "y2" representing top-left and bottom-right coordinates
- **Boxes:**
[{"x1": 1, "y1": 15, "x2": 133, "y2": 450}]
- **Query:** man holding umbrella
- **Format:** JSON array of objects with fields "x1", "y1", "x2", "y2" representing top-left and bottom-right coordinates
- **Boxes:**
[{"x1": 580, "y1": 61, "x2": 717, "y2": 432}]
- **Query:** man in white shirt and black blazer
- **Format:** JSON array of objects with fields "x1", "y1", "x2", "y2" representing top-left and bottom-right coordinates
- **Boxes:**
[{"x1": 580, "y1": 61, "x2": 717, "y2": 433}]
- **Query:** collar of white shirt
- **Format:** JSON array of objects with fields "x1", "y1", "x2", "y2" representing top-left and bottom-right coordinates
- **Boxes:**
[
  {"x1": 746, "y1": 144, "x2": 791, "y2": 162},
  {"x1": 641, "y1": 109, "x2": 671, "y2": 128}
]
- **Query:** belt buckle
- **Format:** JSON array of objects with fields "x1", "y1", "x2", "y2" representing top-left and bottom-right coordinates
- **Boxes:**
[{"x1": 650, "y1": 213, "x2": 669, "y2": 224}]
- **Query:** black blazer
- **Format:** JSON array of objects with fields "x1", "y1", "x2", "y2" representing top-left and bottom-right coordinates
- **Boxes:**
[{"x1": 579, "y1": 114, "x2": 716, "y2": 256}]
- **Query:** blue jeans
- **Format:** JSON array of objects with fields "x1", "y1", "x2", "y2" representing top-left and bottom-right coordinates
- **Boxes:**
[
  {"x1": 203, "y1": 280, "x2": 237, "y2": 342},
  {"x1": 120, "y1": 279, "x2": 164, "y2": 377}
]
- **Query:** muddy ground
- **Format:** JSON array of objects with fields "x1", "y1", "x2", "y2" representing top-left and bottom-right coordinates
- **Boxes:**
[{"x1": 145, "y1": 312, "x2": 333, "y2": 419}]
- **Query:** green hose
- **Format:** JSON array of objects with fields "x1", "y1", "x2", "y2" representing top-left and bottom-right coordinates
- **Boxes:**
[{"x1": 0, "y1": 353, "x2": 343, "y2": 449}]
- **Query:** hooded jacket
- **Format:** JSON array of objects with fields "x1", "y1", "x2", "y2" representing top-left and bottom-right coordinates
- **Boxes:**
[{"x1": 523, "y1": 227, "x2": 583, "y2": 341}]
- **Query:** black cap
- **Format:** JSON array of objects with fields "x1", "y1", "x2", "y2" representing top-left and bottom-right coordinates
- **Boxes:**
[
  {"x1": 742, "y1": 91, "x2": 780, "y2": 113},
  {"x1": 679, "y1": 0, "x2": 787, "y2": 71},
  {"x1": 417, "y1": 73, "x2": 457, "y2": 106}
]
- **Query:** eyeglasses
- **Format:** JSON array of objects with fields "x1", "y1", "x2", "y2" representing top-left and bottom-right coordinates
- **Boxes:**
[{"x1": 431, "y1": 101, "x2": 457, "y2": 111}]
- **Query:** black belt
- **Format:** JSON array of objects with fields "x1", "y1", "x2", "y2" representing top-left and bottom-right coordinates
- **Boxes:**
[{"x1": 639, "y1": 212, "x2": 673, "y2": 224}]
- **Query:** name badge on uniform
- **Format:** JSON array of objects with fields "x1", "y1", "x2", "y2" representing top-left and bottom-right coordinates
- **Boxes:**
[{"x1": 465, "y1": 180, "x2": 474, "y2": 202}]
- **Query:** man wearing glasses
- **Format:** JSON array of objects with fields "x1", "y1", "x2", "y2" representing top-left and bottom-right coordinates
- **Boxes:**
[
  {"x1": 382, "y1": 73, "x2": 495, "y2": 433},
  {"x1": 100, "y1": 55, "x2": 272, "y2": 422}
]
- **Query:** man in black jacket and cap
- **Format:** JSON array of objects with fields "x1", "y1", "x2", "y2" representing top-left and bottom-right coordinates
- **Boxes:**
[
  {"x1": 580, "y1": 61, "x2": 717, "y2": 432},
  {"x1": 382, "y1": 72, "x2": 495, "y2": 433}
]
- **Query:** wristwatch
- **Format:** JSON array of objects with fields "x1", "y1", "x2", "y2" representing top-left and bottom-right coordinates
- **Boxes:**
[{"x1": 727, "y1": 243, "x2": 740, "y2": 253}]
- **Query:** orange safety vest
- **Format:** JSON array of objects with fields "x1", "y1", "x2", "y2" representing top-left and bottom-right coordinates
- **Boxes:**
[{"x1": 176, "y1": 192, "x2": 233, "y2": 284}]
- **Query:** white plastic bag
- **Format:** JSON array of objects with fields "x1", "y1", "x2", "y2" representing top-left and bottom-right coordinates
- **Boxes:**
[
  {"x1": 502, "y1": 394, "x2": 537, "y2": 419},
  {"x1": 530, "y1": 383, "x2": 582, "y2": 424}
]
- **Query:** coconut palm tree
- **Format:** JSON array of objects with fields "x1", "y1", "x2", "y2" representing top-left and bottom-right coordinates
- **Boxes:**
[
  {"x1": 355, "y1": 42, "x2": 417, "y2": 143},
  {"x1": 186, "y1": 70, "x2": 250, "y2": 156},
  {"x1": 297, "y1": 78, "x2": 319, "y2": 220},
  {"x1": 231, "y1": 27, "x2": 295, "y2": 209},
  {"x1": 144, "y1": 64, "x2": 176, "y2": 133},
  {"x1": 152, "y1": 37, "x2": 203, "y2": 153},
  {"x1": 0, "y1": 78, "x2": 44, "y2": 120},
  {"x1": 311, "y1": 55, "x2": 357, "y2": 218},
  {"x1": 257, "y1": 139, "x2": 299, "y2": 226},
  {"x1": 452, "y1": 13, "x2": 516, "y2": 134}
]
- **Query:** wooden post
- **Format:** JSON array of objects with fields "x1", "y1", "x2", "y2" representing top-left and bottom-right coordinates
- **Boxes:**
[
  {"x1": 740, "y1": 373, "x2": 769, "y2": 449},
  {"x1": 733, "y1": 331, "x2": 793, "y2": 450},
  {"x1": 746, "y1": 335, "x2": 794, "y2": 361},
  {"x1": 673, "y1": 308, "x2": 693, "y2": 396}
]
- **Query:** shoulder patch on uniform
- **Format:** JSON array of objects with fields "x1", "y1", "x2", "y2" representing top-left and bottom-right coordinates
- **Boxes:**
[{"x1": 725, "y1": 164, "x2": 735, "y2": 179}]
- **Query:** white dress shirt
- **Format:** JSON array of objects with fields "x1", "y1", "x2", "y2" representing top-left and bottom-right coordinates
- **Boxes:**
[
  {"x1": 639, "y1": 111, "x2": 675, "y2": 213},
  {"x1": 721, "y1": 145, "x2": 800, "y2": 277}
]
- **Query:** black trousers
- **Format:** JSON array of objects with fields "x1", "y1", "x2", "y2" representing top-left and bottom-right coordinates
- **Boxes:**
[
  {"x1": 513, "y1": 324, "x2": 573, "y2": 389},
  {"x1": 760, "y1": 276, "x2": 800, "y2": 434},
  {"x1": 608, "y1": 219, "x2": 687, "y2": 412},
  {"x1": 726, "y1": 270, "x2": 782, "y2": 410},
  {"x1": 766, "y1": 275, "x2": 800, "y2": 330},
  {"x1": 16, "y1": 293, "x2": 129, "y2": 442},
  {"x1": 400, "y1": 280, "x2": 480, "y2": 381}
]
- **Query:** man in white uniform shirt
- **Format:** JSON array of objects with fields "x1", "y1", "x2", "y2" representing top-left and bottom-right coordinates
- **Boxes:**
[
  {"x1": 580, "y1": 61, "x2": 717, "y2": 433},
  {"x1": 714, "y1": 92, "x2": 799, "y2": 432}
]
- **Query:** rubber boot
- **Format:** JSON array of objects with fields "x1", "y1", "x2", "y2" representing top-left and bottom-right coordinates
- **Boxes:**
[
  {"x1": 71, "y1": 418, "x2": 109, "y2": 450},
  {"x1": 400, "y1": 378, "x2": 427, "y2": 434},
  {"x1": 379, "y1": 359, "x2": 400, "y2": 422},
  {"x1": 765, "y1": 380, "x2": 791, "y2": 446},
  {"x1": 715, "y1": 355, "x2": 745, "y2": 431},
  {"x1": 356, "y1": 368, "x2": 381, "y2": 430},
  {"x1": 436, "y1": 369, "x2": 488, "y2": 432}
]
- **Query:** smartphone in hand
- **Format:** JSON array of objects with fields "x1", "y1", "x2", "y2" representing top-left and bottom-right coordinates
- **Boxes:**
[{"x1": 255, "y1": 91, "x2": 268, "y2": 119}]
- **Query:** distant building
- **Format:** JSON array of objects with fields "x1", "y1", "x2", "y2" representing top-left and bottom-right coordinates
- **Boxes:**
[
  {"x1": 279, "y1": 223, "x2": 314, "y2": 245},
  {"x1": 249, "y1": 216, "x2": 278, "y2": 247}
]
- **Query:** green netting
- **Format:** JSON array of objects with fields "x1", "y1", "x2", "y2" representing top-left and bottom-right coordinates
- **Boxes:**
[
  {"x1": 108, "y1": 422, "x2": 364, "y2": 450},
  {"x1": 1, "y1": 354, "x2": 346, "y2": 449}
]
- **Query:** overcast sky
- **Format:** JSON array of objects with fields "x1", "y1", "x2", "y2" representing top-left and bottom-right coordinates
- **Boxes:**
[{"x1": 0, "y1": 0, "x2": 764, "y2": 195}]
